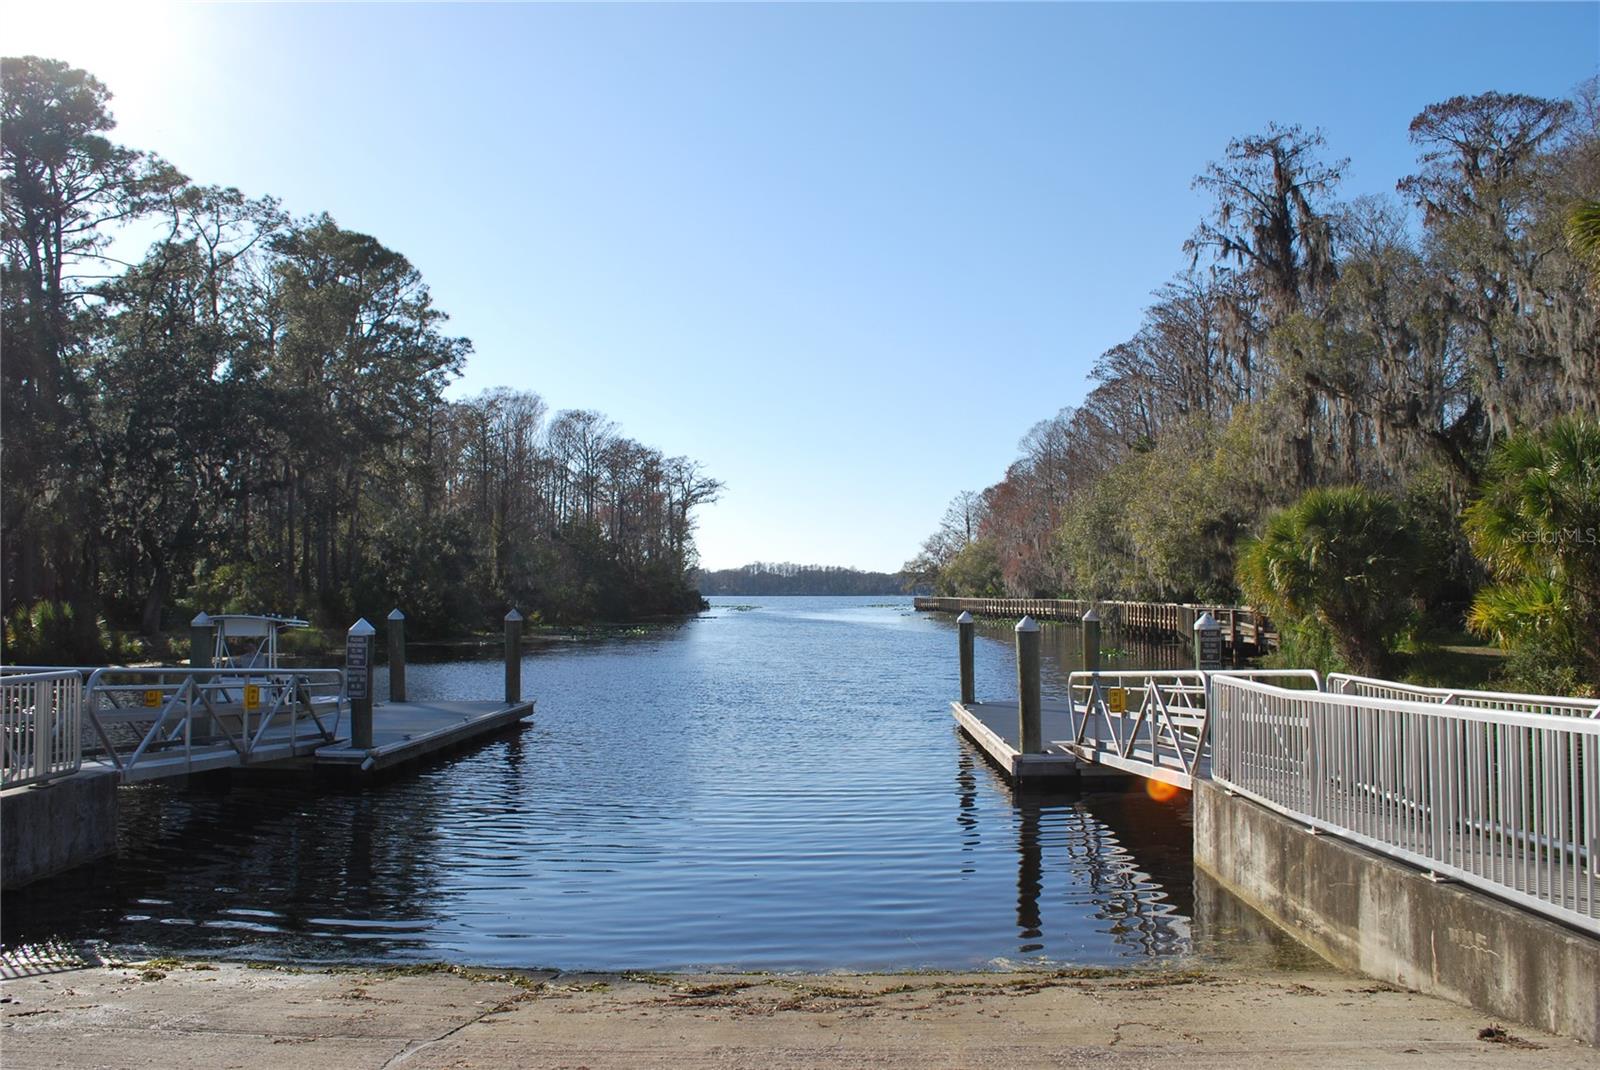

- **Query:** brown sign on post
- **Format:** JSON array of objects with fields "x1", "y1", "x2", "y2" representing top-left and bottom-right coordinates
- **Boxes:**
[
  {"x1": 1194, "y1": 611, "x2": 1223, "y2": 670},
  {"x1": 347, "y1": 617, "x2": 377, "y2": 751},
  {"x1": 346, "y1": 633, "x2": 370, "y2": 701}
]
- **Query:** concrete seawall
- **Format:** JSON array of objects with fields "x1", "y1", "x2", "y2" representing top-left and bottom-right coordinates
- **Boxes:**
[
  {"x1": 1, "y1": 770, "x2": 119, "y2": 888},
  {"x1": 1193, "y1": 779, "x2": 1600, "y2": 1046}
]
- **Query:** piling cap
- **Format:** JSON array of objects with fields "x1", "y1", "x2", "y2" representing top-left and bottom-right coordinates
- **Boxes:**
[
  {"x1": 348, "y1": 617, "x2": 376, "y2": 637},
  {"x1": 956, "y1": 611, "x2": 974, "y2": 624},
  {"x1": 1082, "y1": 608, "x2": 1100, "y2": 623},
  {"x1": 387, "y1": 608, "x2": 406, "y2": 621},
  {"x1": 505, "y1": 608, "x2": 523, "y2": 622},
  {"x1": 1194, "y1": 611, "x2": 1219, "y2": 631},
  {"x1": 190, "y1": 611, "x2": 211, "y2": 627},
  {"x1": 1015, "y1": 615, "x2": 1039, "y2": 633}
]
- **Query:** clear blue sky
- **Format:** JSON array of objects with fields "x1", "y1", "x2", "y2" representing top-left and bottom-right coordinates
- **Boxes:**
[{"x1": 12, "y1": 3, "x2": 1598, "y2": 571}]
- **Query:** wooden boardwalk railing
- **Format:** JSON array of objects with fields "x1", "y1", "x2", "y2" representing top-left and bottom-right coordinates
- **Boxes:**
[{"x1": 912, "y1": 596, "x2": 1278, "y2": 653}]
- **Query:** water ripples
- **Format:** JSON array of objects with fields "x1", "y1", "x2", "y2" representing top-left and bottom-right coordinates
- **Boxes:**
[{"x1": 2, "y1": 597, "x2": 1214, "y2": 970}]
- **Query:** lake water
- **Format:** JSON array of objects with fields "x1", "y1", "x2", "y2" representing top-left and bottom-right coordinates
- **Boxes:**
[{"x1": 1, "y1": 596, "x2": 1295, "y2": 972}]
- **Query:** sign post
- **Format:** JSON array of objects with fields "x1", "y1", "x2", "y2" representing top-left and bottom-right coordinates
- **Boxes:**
[
  {"x1": 347, "y1": 618, "x2": 376, "y2": 749},
  {"x1": 1194, "y1": 611, "x2": 1223, "y2": 671}
]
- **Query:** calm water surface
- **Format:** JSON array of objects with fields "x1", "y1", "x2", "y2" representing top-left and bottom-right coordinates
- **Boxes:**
[{"x1": 2, "y1": 597, "x2": 1282, "y2": 971}]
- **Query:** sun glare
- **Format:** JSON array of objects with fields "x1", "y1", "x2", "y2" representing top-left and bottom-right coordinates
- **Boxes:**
[
  {"x1": 1145, "y1": 778, "x2": 1183, "y2": 804},
  {"x1": 5, "y1": 2, "x2": 193, "y2": 102}
]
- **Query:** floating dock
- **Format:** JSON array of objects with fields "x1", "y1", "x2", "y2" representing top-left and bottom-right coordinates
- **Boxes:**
[
  {"x1": 315, "y1": 699, "x2": 535, "y2": 772},
  {"x1": 951, "y1": 699, "x2": 1126, "y2": 787}
]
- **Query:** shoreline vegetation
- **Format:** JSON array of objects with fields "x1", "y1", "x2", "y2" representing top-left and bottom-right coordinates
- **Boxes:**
[
  {"x1": 31, "y1": 614, "x2": 702, "y2": 670},
  {"x1": 905, "y1": 87, "x2": 1600, "y2": 698},
  {"x1": 694, "y1": 562, "x2": 919, "y2": 597},
  {"x1": 2, "y1": 56, "x2": 721, "y2": 666}
]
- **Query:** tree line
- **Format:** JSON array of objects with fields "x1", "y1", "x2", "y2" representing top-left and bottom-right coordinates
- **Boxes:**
[
  {"x1": 1, "y1": 56, "x2": 721, "y2": 659},
  {"x1": 907, "y1": 86, "x2": 1599, "y2": 693},
  {"x1": 695, "y1": 563, "x2": 914, "y2": 596}
]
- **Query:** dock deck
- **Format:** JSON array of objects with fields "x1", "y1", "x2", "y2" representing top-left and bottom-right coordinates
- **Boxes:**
[
  {"x1": 315, "y1": 699, "x2": 535, "y2": 772},
  {"x1": 82, "y1": 730, "x2": 326, "y2": 783},
  {"x1": 952, "y1": 699, "x2": 1084, "y2": 784},
  {"x1": 79, "y1": 700, "x2": 537, "y2": 781}
]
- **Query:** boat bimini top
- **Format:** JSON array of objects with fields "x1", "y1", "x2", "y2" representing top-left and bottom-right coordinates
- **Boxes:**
[{"x1": 200, "y1": 614, "x2": 311, "y2": 671}]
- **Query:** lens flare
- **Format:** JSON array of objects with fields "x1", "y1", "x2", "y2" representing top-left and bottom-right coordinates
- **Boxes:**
[{"x1": 1145, "y1": 778, "x2": 1182, "y2": 804}]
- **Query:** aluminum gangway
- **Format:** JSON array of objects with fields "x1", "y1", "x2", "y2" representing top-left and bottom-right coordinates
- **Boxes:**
[
  {"x1": 2, "y1": 664, "x2": 345, "y2": 785},
  {"x1": 1051, "y1": 668, "x2": 1599, "y2": 935},
  {"x1": 1062, "y1": 668, "x2": 1322, "y2": 788}
]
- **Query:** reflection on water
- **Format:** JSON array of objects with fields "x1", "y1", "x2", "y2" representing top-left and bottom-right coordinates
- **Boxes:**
[{"x1": 3, "y1": 597, "x2": 1277, "y2": 971}]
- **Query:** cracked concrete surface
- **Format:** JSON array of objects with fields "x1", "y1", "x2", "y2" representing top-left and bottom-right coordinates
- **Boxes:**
[{"x1": 2, "y1": 960, "x2": 1593, "y2": 1068}]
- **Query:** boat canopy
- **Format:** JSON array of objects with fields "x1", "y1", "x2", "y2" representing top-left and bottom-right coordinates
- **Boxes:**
[{"x1": 204, "y1": 614, "x2": 310, "y2": 670}]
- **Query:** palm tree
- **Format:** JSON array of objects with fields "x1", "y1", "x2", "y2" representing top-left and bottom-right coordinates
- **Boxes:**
[
  {"x1": 1465, "y1": 417, "x2": 1600, "y2": 691},
  {"x1": 1569, "y1": 199, "x2": 1600, "y2": 281},
  {"x1": 1238, "y1": 487, "x2": 1417, "y2": 675}
]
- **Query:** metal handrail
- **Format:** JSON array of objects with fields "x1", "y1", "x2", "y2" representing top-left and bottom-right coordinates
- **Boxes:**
[
  {"x1": 1212, "y1": 668, "x2": 1323, "y2": 689},
  {"x1": 1057, "y1": 669, "x2": 1324, "y2": 788},
  {"x1": 1211, "y1": 674, "x2": 1600, "y2": 934},
  {"x1": 1326, "y1": 673, "x2": 1600, "y2": 719},
  {"x1": 1064, "y1": 671, "x2": 1211, "y2": 786},
  {"x1": 82, "y1": 666, "x2": 345, "y2": 779},
  {"x1": 1, "y1": 670, "x2": 84, "y2": 788}
]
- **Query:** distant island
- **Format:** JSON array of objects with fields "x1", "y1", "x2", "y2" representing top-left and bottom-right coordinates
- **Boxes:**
[{"x1": 696, "y1": 563, "x2": 918, "y2": 596}]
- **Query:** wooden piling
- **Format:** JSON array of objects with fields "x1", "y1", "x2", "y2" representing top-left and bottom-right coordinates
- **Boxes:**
[
  {"x1": 347, "y1": 618, "x2": 376, "y2": 750},
  {"x1": 1194, "y1": 611, "x2": 1222, "y2": 670},
  {"x1": 387, "y1": 608, "x2": 407, "y2": 703},
  {"x1": 504, "y1": 609, "x2": 523, "y2": 704},
  {"x1": 188, "y1": 612, "x2": 213, "y2": 670},
  {"x1": 958, "y1": 611, "x2": 976, "y2": 705},
  {"x1": 1081, "y1": 608, "x2": 1101, "y2": 674},
  {"x1": 1015, "y1": 616, "x2": 1041, "y2": 754}
]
